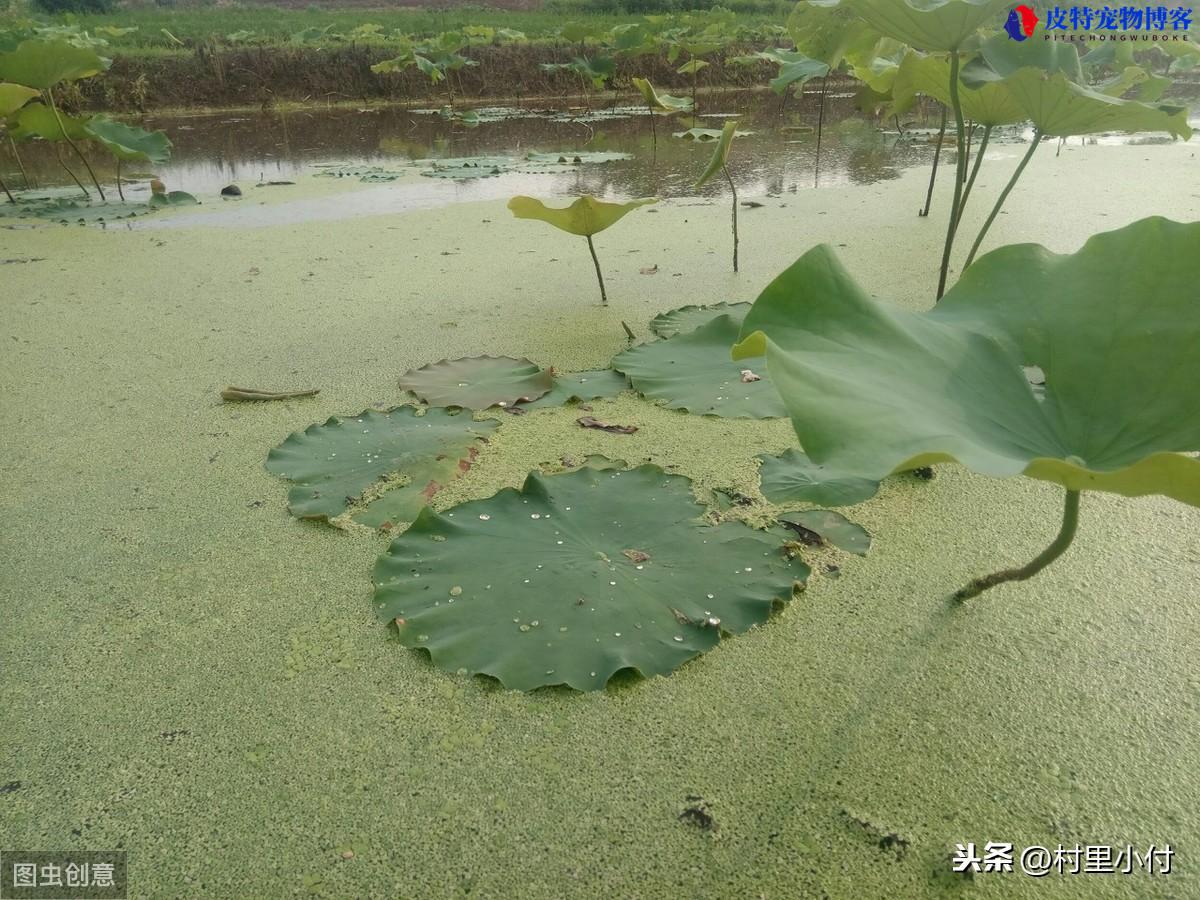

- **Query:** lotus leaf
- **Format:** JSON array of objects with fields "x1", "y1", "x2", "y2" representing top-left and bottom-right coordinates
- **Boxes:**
[
  {"x1": 780, "y1": 510, "x2": 871, "y2": 555},
  {"x1": 999, "y1": 68, "x2": 1192, "y2": 139},
  {"x1": 673, "y1": 127, "x2": 753, "y2": 141},
  {"x1": 695, "y1": 119, "x2": 738, "y2": 189},
  {"x1": 266, "y1": 406, "x2": 498, "y2": 528},
  {"x1": 631, "y1": 77, "x2": 693, "y2": 112},
  {"x1": 827, "y1": 0, "x2": 1009, "y2": 51},
  {"x1": 0, "y1": 40, "x2": 109, "y2": 89},
  {"x1": 507, "y1": 195, "x2": 656, "y2": 237},
  {"x1": 0, "y1": 82, "x2": 38, "y2": 118},
  {"x1": 758, "y1": 449, "x2": 880, "y2": 507},
  {"x1": 85, "y1": 117, "x2": 172, "y2": 164},
  {"x1": 399, "y1": 356, "x2": 554, "y2": 409},
  {"x1": 892, "y1": 52, "x2": 1023, "y2": 125},
  {"x1": 373, "y1": 465, "x2": 809, "y2": 691},
  {"x1": 10, "y1": 102, "x2": 90, "y2": 142},
  {"x1": 648, "y1": 302, "x2": 750, "y2": 338},
  {"x1": 733, "y1": 217, "x2": 1200, "y2": 507},
  {"x1": 519, "y1": 369, "x2": 630, "y2": 410},
  {"x1": 614, "y1": 315, "x2": 785, "y2": 419},
  {"x1": 148, "y1": 190, "x2": 198, "y2": 207}
]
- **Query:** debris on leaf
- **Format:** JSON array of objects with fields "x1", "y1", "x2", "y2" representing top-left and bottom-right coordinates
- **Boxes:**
[
  {"x1": 577, "y1": 416, "x2": 638, "y2": 434},
  {"x1": 622, "y1": 549, "x2": 650, "y2": 563},
  {"x1": 740, "y1": 369, "x2": 761, "y2": 383}
]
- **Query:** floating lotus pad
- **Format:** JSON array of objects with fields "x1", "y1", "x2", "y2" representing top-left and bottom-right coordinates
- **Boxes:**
[
  {"x1": 613, "y1": 315, "x2": 786, "y2": 419},
  {"x1": 519, "y1": 368, "x2": 630, "y2": 409},
  {"x1": 399, "y1": 356, "x2": 554, "y2": 409},
  {"x1": 266, "y1": 406, "x2": 497, "y2": 528},
  {"x1": 648, "y1": 302, "x2": 751, "y2": 338},
  {"x1": 374, "y1": 464, "x2": 809, "y2": 691},
  {"x1": 758, "y1": 449, "x2": 881, "y2": 507}
]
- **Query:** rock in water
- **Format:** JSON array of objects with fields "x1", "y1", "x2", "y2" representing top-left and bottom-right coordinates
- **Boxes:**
[{"x1": 221, "y1": 184, "x2": 242, "y2": 197}]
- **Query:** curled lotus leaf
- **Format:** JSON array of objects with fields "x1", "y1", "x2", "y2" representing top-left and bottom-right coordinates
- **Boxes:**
[
  {"x1": 266, "y1": 406, "x2": 498, "y2": 528},
  {"x1": 614, "y1": 315, "x2": 786, "y2": 419},
  {"x1": 519, "y1": 368, "x2": 630, "y2": 410},
  {"x1": 758, "y1": 449, "x2": 881, "y2": 507},
  {"x1": 732, "y1": 217, "x2": 1200, "y2": 505},
  {"x1": 631, "y1": 77, "x2": 694, "y2": 112},
  {"x1": 507, "y1": 195, "x2": 657, "y2": 237},
  {"x1": 695, "y1": 119, "x2": 738, "y2": 190},
  {"x1": 373, "y1": 465, "x2": 809, "y2": 691},
  {"x1": 648, "y1": 302, "x2": 750, "y2": 338},
  {"x1": 399, "y1": 356, "x2": 555, "y2": 409}
]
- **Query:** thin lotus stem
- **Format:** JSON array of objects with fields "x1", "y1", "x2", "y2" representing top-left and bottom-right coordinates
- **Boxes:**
[
  {"x1": 8, "y1": 134, "x2": 33, "y2": 188},
  {"x1": 1056, "y1": 136, "x2": 1065, "y2": 157},
  {"x1": 935, "y1": 49, "x2": 967, "y2": 301},
  {"x1": 813, "y1": 75, "x2": 828, "y2": 188},
  {"x1": 962, "y1": 119, "x2": 974, "y2": 182},
  {"x1": 46, "y1": 90, "x2": 105, "y2": 202},
  {"x1": 723, "y1": 163, "x2": 738, "y2": 272},
  {"x1": 585, "y1": 234, "x2": 607, "y2": 305},
  {"x1": 0, "y1": 171, "x2": 14, "y2": 203},
  {"x1": 918, "y1": 104, "x2": 947, "y2": 217},
  {"x1": 116, "y1": 158, "x2": 125, "y2": 202},
  {"x1": 956, "y1": 124, "x2": 991, "y2": 220},
  {"x1": 956, "y1": 490, "x2": 1081, "y2": 600},
  {"x1": 963, "y1": 130, "x2": 1042, "y2": 269},
  {"x1": 53, "y1": 143, "x2": 90, "y2": 199},
  {"x1": 648, "y1": 102, "x2": 656, "y2": 156}
]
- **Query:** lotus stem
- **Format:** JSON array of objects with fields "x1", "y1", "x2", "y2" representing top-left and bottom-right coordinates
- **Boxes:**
[
  {"x1": 116, "y1": 158, "x2": 125, "y2": 202},
  {"x1": 585, "y1": 234, "x2": 607, "y2": 305},
  {"x1": 963, "y1": 130, "x2": 1042, "y2": 270},
  {"x1": 956, "y1": 125, "x2": 991, "y2": 220},
  {"x1": 935, "y1": 49, "x2": 967, "y2": 301},
  {"x1": 956, "y1": 490, "x2": 1081, "y2": 600},
  {"x1": 962, "y1": 119, "x2": 974, "y2": 182},
  {"x1": 813, "y1": 75, "x2": 828, "y2": 188},
  {"x1": 723, "y1": 163, "x2": 738, "y2": 273},
  {"x1": 8, "y1": 134, "x2": 33, "y2": 189},
  {"x1": 52, "y1": 143, "x2": 90, "y2": 199},
  {"x1": 0, "y1": 172, "x2": 14, "y2": 203},
  {"x1": 918, "y1": 104, "x2": 947, "y2": 217},
  {"x1": 46, "y1": 90, "x2": 106, "y2": 202}
]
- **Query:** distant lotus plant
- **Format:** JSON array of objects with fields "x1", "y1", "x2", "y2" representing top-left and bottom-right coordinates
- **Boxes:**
[
  {"x1": 693, "y1": 119, "x2": 740, "y2": 272},
  {"x1": 508, "y1": 195, "x2": 657, "y2": 305}
]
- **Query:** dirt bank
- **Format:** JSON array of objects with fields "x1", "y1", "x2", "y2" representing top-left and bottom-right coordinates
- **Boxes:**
[{"x1": 75, "y1": 43, "x2": 782, "y2": 112}]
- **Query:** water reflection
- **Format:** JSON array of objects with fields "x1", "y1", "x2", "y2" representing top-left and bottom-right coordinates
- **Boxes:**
[{"x1": 4, "y1": 89, "x2": 955, "y2": 225}]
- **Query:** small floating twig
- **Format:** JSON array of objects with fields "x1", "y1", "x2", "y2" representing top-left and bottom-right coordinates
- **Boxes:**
[{"x1": 221, "y1": 386, "x2": 320, "y2": 402}]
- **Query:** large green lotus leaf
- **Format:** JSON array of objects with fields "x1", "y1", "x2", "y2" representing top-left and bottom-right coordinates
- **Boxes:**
[
  {"x1": 0, "y1": 40, "x2": 109, "y2": 89},
  {"x1": 892, "y1": 51, "x2": 1023, "y2": 125},
  {"x1": 833, "y1": 0, "x2": 1009, "y2": 51},
  {"x1": 768, "y1": 54, "x2": 831, "y2": 95},
  {"x1": 965, "y1": 28, "x2": 1083, "y2": 83},
  {"x1": 631, "y1": 77, "x2": 693, "y2": 112},
  {"x1": 266, "y1": 406, "x2": 499, "y2": 526},
  {"x1": 399, "y1": 356, "x2": 554, "y2": 409},
  {"x1": 649, "y1": 302, "x2": 750, "y2": 338},
  {"x1": 519, "y1": 369, "x2": 630, "y2": 410},
  {"x1": 758, "y1": 449, "x2": 881, "y2": 506},
  {"x1": 0, "y1": 82, "x2": 38, "y2": 118},
  {"x1": 614, "y1": 315, "x2": 785, "y2": 419},
  {"x1": 85, "y1": 117, "x2": 172, "y2": 164},
  {"x1": 733, "y1": 217, "x2": 1200, "y2": 503},
  {"x1": 10, "y1": 102, "x2": 90, "y2": 142},
  {"x1": 1000, "y1": 68, "x2": 1192, "y2": 139},
  {"x1": 695, "y1": 119, "x2": 738, "y2": 189},
  {"x1": 373, "y1": 465, "x2": 809, "y2": 691},
  {"x1": 507, "y1": 195, "x2": 656, "y2": 237},
  {"x1": 787, "y1": 0, "x2": 882, "y2": 69}
]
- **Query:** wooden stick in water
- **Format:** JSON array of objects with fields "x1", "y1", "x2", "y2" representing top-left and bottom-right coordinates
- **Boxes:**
[{"x1": 221, "y1": 386, "x2": 320, "y2": 401}]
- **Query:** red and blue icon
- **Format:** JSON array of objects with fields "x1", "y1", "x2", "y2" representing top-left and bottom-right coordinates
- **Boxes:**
[{"x1": 1005, "y1": 4, "x2": 1040, "y2": 40}]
